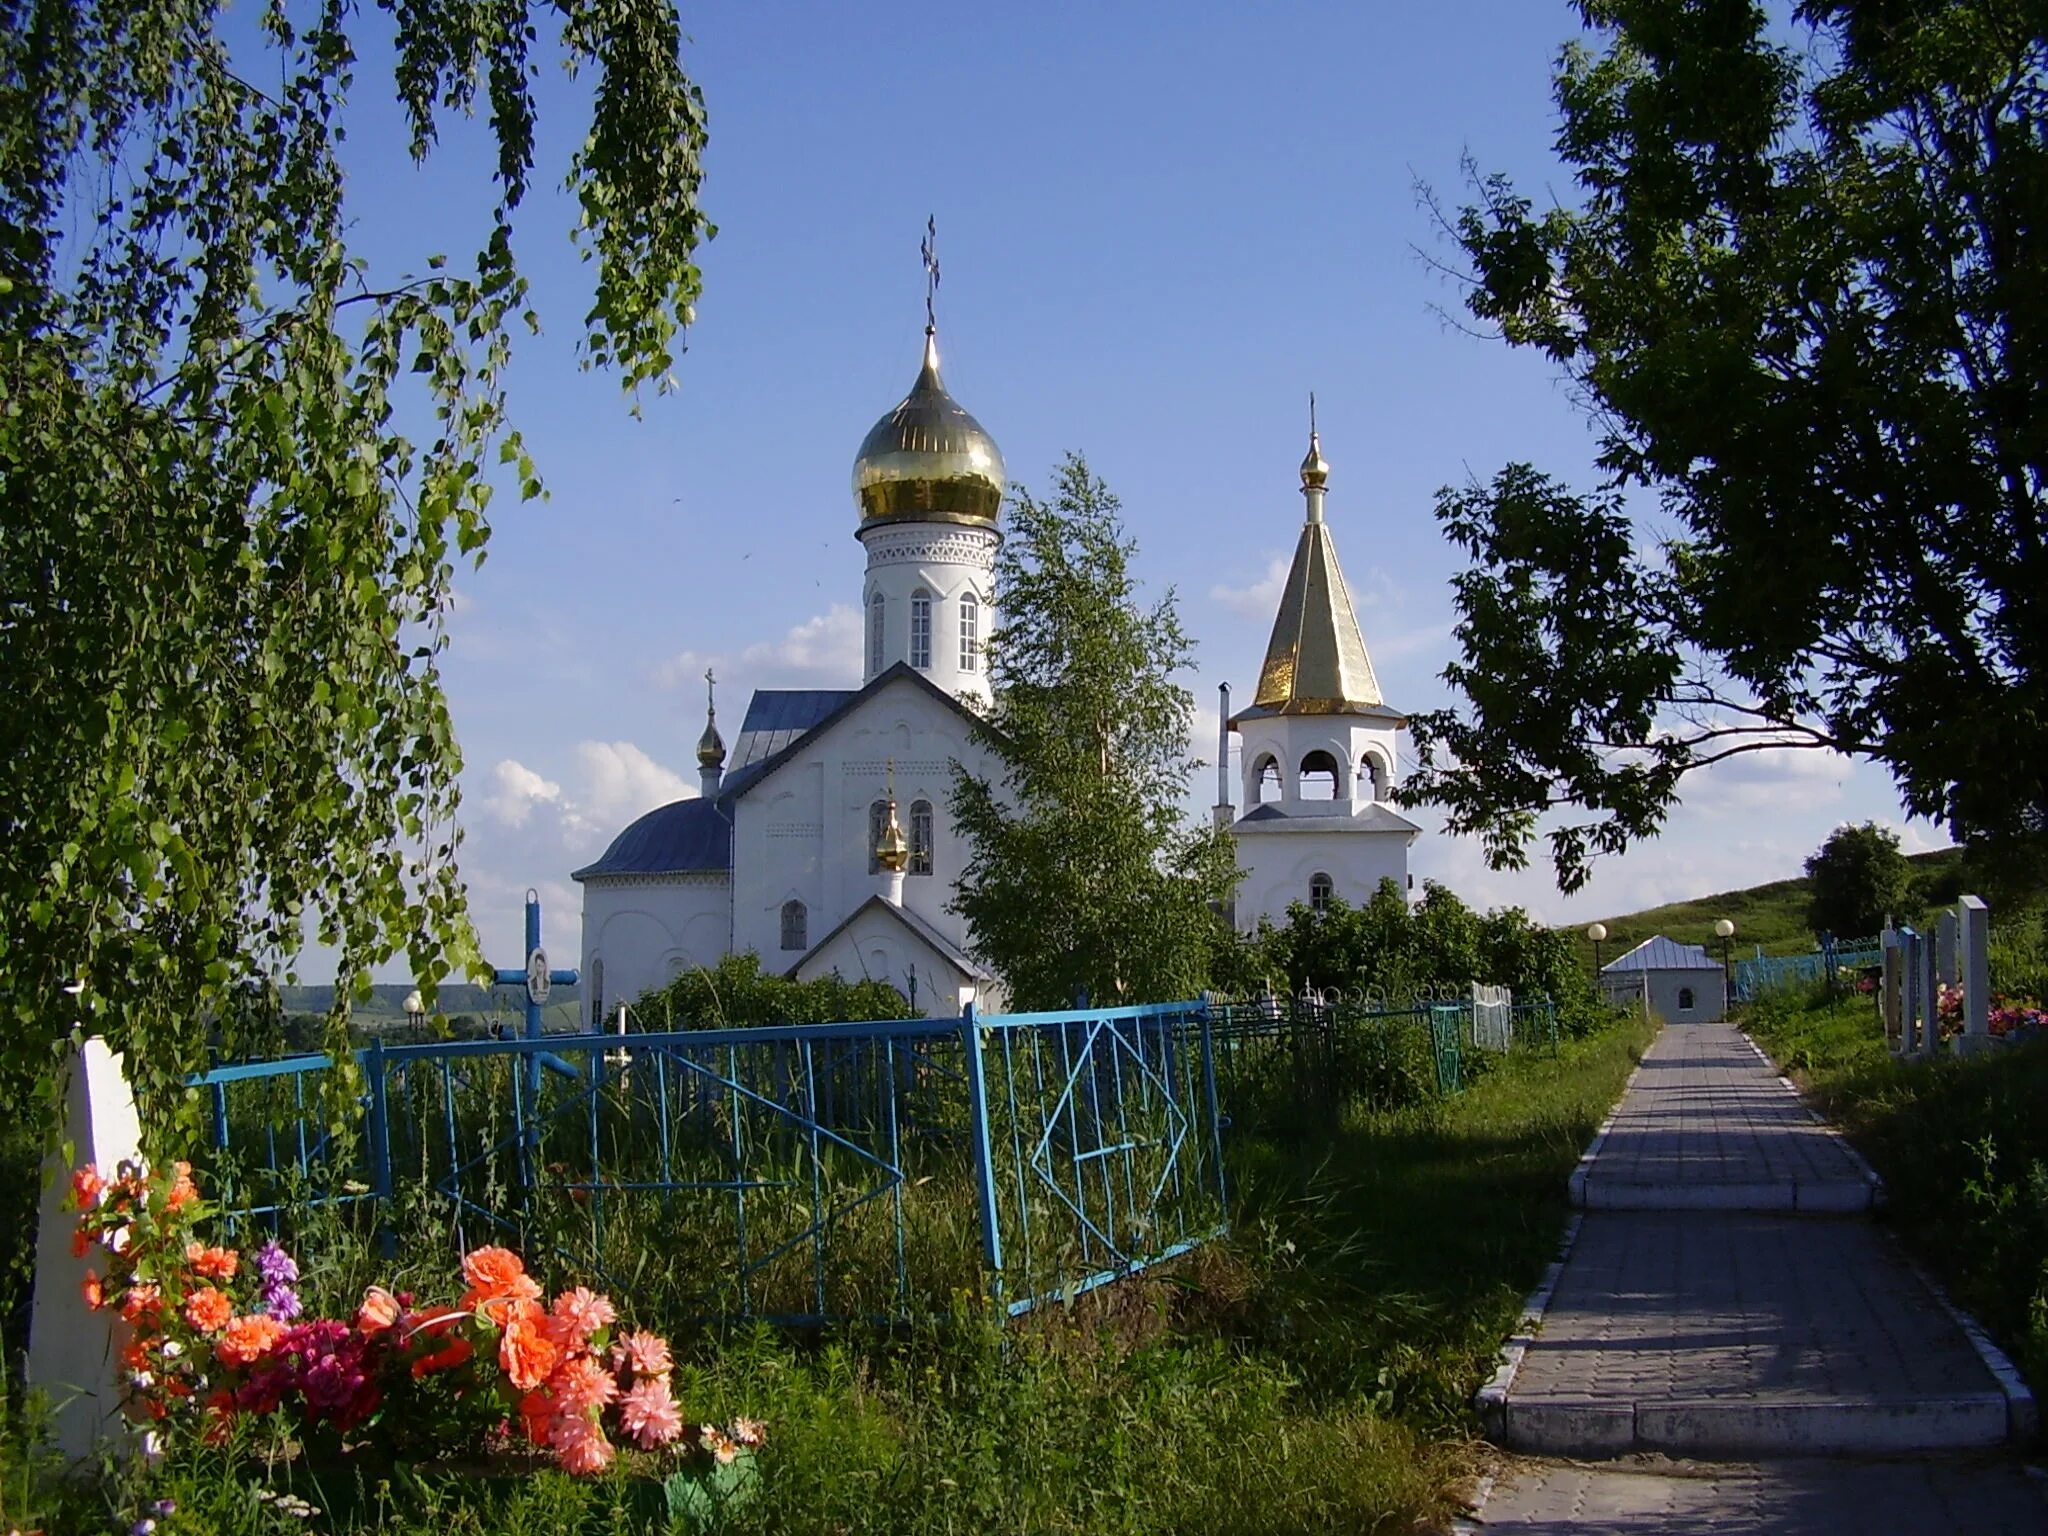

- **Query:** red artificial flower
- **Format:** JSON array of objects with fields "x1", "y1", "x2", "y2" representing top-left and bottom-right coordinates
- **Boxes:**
[
  {"x1": 185, "y1": 1242, "x2": 239, "y2": 1280},
  {"x1": 71, "y1": 1164, "x2": 106, "y2": 1209},
  {"x1": 459, "y1": 1246, "x2": 540, "y2": 1311},
  {"x1": 79, "y1": 1269, "x2": 103, "y2": 1310},
  {"x1": 409, "y1": 1334, "x2": 475, "y2": 1380}
]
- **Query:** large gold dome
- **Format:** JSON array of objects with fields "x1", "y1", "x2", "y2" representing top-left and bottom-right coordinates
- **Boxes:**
[{"x1": 853, "y1": 330, "x2": 1004, "y2": 529}]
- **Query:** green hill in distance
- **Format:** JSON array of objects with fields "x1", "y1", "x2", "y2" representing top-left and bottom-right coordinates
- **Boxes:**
[
  {"x1": 1573, "y1": 847, "x2": 1971, "y2": 965},
  {"x1": 280, "y1": 981, "x2": 586, "y2": 1035}
]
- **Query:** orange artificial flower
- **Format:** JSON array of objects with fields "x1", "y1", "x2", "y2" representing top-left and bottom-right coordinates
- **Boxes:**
[
  {"x1": 79, "y1": 1269, "x2": 103, "y2": 1310},
  {"x1": 202, "y1": 1389, "x2": 237, "y2": 1445},
  {"x1": 459, "y1": 1245, "x2": 540, "y2": 1310},
  {"x1": 217, "y1": 1313, "x2": 289, "y2": 1367},
  {"x1": 181, "y1": 1285, "x2": 233, "y2": 1334},
  {"x1": 409, "y1": 1335, "x2": 475, "y2": 1380},
  {"x1": 71, "y1": 1163, "x2": 106, "y2": 1208},
  {"x1": 120, "y1": 1283, "x2": 162, "y2": 1324},
  {"x1": 70, "y1": 1228, "x2": 90, "y2": 1260},
  {"x1": 184, "y1": 1242, "x2": 238, "y2": 1280},
  {"x1": 499, "y1": 1303, "x2": 560, "y2": 1394},
  {"x1": 357, "y1": 1285, "x2": 401, "y2": 1336},
  {"x1": 167, "y1": 1161, "x2": 198, "y2": 1210},
  {"x1": 121, "y1": 1334, "x2": 161, "y2": 1371},
  {"x1": 518, "y1": 1387, "x2": 558, "y2": 1446}
]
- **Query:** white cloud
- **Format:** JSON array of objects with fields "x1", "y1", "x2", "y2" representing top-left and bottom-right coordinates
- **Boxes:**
[
  {"x1": 654, "y1": 604, "x2": 863, "y2": 692},
  {"x1": 1210, "y1": 554, "x2": 1292, "y2": 618},
  {"x1": 1683, "y1": 745, "x2": 1851, "y2": 816},
  {"x1": 483, "y1": 759, "x2": 563, "y2": 828},
  {"x1": 572, "y1": 740, "x2": 693, "y2": 833}
]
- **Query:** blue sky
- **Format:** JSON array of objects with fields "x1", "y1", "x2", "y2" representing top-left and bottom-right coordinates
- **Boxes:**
[{"x1": 304, "y1": 2, "x2": 1941, "y2": 978}]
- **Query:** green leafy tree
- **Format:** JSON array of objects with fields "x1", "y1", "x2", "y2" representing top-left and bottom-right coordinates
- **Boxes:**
[
  {"x1": 0, "y1": 1, "x2": 708, "y2": 1127},
  {"x1": 1407, "y1": 1, "x2": 2048, "y2": 890},
  {"x1": 1804, "y1": 822, "x2": 1914, "y2": 940},
  {"x1": 951, "y1": 455, "x2": 1238, "y2": 1009},
  {"x1": 634, "y1": 953, "x2": 908, "y2": 1029}
]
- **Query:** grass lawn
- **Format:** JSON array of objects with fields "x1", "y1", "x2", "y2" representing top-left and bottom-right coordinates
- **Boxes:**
[
  {"x1": 1745, "y1": 988, "x2": 2048, "y2": 1394},
  {"x1": 2, "y1": 1016, "x2": 1653, "y2": 1536}
]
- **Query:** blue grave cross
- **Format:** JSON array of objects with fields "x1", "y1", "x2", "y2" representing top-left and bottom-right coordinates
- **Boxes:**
[{"x1": 491, "y1": 887, "x2": 581, "y2": 1042}]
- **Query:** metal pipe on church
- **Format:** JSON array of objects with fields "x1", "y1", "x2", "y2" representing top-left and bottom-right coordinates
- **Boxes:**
[{"x1": 1216, "y1": 682, "x2": 1231, "y2": 817}]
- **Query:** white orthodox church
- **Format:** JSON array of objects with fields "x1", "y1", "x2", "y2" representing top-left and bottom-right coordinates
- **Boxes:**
[{"x1": 574, "y1": 315, "x2": 1418, "y2": 1022}]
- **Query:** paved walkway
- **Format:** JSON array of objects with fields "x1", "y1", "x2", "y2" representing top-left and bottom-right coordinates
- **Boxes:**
[{"x1": 1471, "y1": 1022, "x2": 2041, "y2": 1530}]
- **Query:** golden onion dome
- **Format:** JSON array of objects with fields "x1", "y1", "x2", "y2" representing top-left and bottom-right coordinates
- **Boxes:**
[
  {"x1": 874, "y1": 798, "x2": 910, "y2": 873},
  {"x1": 1299, "y1": 430, "x2": 1330, "y2": 491},
  {"x1": 853, "y1": 329, "x2": 1004, "y2": 529}
]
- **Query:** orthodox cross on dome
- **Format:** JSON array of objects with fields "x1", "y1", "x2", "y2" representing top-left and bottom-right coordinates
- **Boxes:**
[{"x1": 921, "y1": 215, "x2": 940, "y2": 333}]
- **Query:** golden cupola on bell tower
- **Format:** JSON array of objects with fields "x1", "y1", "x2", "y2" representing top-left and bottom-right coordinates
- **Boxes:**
[{"x1": 852, "y1": 220, "x2": 1004, "y2": 704}]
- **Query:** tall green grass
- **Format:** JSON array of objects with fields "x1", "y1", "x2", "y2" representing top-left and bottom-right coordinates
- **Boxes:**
[{"x1": 2, "y1": 1016, "x2": 1653, "y2": 1535}]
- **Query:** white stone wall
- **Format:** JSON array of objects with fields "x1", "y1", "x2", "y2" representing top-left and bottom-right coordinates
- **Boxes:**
[
  {"x1": 731, "y1": 675, "x2": 999, "y2": 965},
  {"x1": 1233, "y1": 825, "x2": 1412, "y2": 931},
  {"x1": 858, "y1": 522, "x2": 998, "y2": 704},
  {"x1": 791, "y1": 901, "x2": 973, "y2": 1015},
  {"x1": 579, "y1": 874, "x2": 732, "y2": 1022},
  {"x1": 1603, "y1": 966, "x2": 1727, "y2": 1023},
  {"x1": 1238, "y1": 716, "x2": 1403, "y2": 812}
]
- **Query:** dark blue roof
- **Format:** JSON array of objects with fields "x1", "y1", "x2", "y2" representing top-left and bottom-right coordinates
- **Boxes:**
[
  {"x1": 730, "y1": 690, "x2": 858, "y2": 770},
  {"x1": 572, "y1": 797, "x2": 731, "y2": 880}
]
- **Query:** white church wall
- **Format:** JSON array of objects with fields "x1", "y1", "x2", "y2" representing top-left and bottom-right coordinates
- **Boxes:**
[
  {"x1": 859, "y1": 523, "x2": 998, "y2": 704},
  {"x1": 1237, "y1": 718, "x2": 1400, "y2": 811},
  {"x1": 790, "y1": 903, "x2": 968, "y2": 1016},
  {"x1": 1234, "y1": 828, "x2": 1411, "y2": 932},
  {"x1": 730, "y1": 675, "x2": 1000, "y2": 967},
  {"x1": 580, "y1": 876, "x2": 731, "y2": 1023}
]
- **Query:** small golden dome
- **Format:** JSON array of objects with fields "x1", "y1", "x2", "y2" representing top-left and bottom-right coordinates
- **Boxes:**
[
  {"x1": 853, "y1": 330, "x2": 1005, "y2": 529},
  {"x1": 874, "y1": 798, "x2": 910, "y2": 873},
  {"x1": 1299, "y1": 430, "x2": 1330, "y2": 491},
  {"x1": 696, "y1": 669, "x2": 725, "y2": 769}
]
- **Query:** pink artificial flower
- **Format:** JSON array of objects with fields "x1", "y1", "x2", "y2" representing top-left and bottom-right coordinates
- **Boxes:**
[
  {"x1": 617, "y1": 1377, "x2": 684, "y2": 1448},
  {"x1": 614, "y1": 1329, "x2": 672, "y2": 1381},
  {"x1": 548, "y1": 1353, "x2": 618, "y2": 1416},
  {"x1": 547, "y1": 1286, "x2": 616, "y2": 1345},
  {"x1": 729, "y1": 1416, "x2": 766, "y2": 1448},
  {"x1": 551, "y1": 1414, "x2": 616, "y2": 1475}
]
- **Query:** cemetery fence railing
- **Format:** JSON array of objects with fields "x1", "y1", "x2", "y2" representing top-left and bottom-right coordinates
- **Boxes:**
[{"x1": 185, "y1": 999, "x2": 1227, "y2": 1325}]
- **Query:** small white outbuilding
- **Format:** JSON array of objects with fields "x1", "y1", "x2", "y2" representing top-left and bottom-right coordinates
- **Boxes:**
[{"x1": 1600, "y1": 935, "x2": 1727, "y2": 1023}]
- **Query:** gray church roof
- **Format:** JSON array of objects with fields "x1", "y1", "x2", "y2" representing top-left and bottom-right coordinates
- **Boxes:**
[
  {"x1": 572, "y1": 797, "x2": 731, "y2": 880},
  {"x1": 729, "y1": 689, "x2": 859, "y2": 771},
  {"x1": 1602, "y1": 935, "x2": 1718, "y2": 972},
  {"x1": 1235, "y1": 801, "x2": 1421, "y2": 833}
]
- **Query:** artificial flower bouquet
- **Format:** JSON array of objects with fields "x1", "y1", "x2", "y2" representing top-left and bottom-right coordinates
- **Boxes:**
[{"x1": 68, "y1": 1159, "x2": 762, "y2": 1492}]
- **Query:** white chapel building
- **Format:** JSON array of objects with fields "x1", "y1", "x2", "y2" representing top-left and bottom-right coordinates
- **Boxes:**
[
  {"x1": 575, "y1": 317, "x2": 1422, "y2": 1018},
  {"x1": 1215, "y1": 427, "x2": 1420, "y2": 930}
]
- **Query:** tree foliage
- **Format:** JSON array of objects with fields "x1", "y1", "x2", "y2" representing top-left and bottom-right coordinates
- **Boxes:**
[
  {"x1": 1804, "y1": 821, "x2": 1914, "y2": 940},
  {"x1": 1218, "y1": 878, "x2": 1607, "y2": 1032},
  {"x1": 631, "y1": 953, "x2": 909, "y2": 1030},
  {"x1": 0, "y1": 0, "x2": 710, "y2": 1124},
  {"x1": 951, "y1": 455, "x2": 1238, "y2": 1009},
  {"x1": 1408, "y1": 0, "x2": 2048, "y2": 890}
]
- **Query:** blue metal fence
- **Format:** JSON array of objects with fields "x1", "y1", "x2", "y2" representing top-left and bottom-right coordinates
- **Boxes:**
[
  {"x1": 188, "y1": 1000, "x2": 1225, "y2": 1325},
  {"x1": 1733, "y1": 939, "x2": 1883, "y2": 1001}
]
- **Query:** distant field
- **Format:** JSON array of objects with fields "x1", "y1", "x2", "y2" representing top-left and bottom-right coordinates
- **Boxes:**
[
  {"x1": 281, "y1": 981, "x2": 587, "y2": 1035},
  {"x1": 1575, "y1": 847, "x2": 1970, "y2": 964}
]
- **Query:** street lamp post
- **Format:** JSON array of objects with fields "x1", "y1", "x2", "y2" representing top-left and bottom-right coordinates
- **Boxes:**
[
  {"x1": 1586, "y1": 922, "x2": 1608, "y2": 975},
  {"x1": 403, "y1": 988, "x2": 425, "y2": 1040},
  {"x1": 1714, "y1": 919, "x2": 1736, "y2": 1011}
]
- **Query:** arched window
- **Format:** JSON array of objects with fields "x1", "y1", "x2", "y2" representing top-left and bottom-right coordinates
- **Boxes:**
[
  {"x1": 588, "y1": 956, "x2": 605, "y2": 1029},
  {"x1": 1252, "y1": 754, "x2": 1282, "y2": 805},
  {"x1": 1362, "y1": 753, "x2": 1389, "y2": 802},
  {"x1": 910, "y1": 799, "x2": 933, "y2": 876},
  {"x1": 868, "y1": 591, "x2": 886, "y2": 676},
  {"x1": 868, "y1": 800, "x2": 888, "y2": 873},
  {"x1": 959, "y1": 591, "x2": 980, "y2": 672},
  {"x1": 910, "y1": 589, "x2": 932, "y2": 670},
  {"x1": 1678, "y1": 986, "x2": 1696, "y2": 1013},
  {"x1": 1299, "y1": 749, "x2": 1341, "y2": 801},
  {"x1": 780, "y1": 899, "x2": 808, "y2": 952},
  {"x1": 1309, "y1": 873, "x2": 1335, "y2": 912}
]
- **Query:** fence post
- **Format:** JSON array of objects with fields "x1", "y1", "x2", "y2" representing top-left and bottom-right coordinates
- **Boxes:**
[
  {"x1": 27, "y1": 1037, "x2": 145, "y2": 1463},
  {"x1": 959, "y1": 1001, "x2": 1004, "y2": 1309},
  {"x1": 1957, "y1": 895, "x2": 1992, "y2": 1056},
  {"x1": 1198, "y1": 1004, "x2": 1228, "y2": 1214},
  {"x1": 364, "y1": 1035, "x2": 395, "y2": 1258}
]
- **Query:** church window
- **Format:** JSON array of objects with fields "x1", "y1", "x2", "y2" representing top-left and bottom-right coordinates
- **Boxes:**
[
  {"x1": 868, "y1": 592, "x2": 886, "y2": 676},
  {"x1": 910, "y1": 800, "x2": 933, "y2": 875},
  {"x1": 868, "y1": 800, "x2": 888, "y2": 873},
  {"x1": 780, "y1": 899, "x2": 808, "y2": 951},
  {"x1": 959, "y1": 592, "x2": 980, "y2": 672},
  {"x1": 1310, "y1": 873, "x2": 1335, "y2": 912},
  {"x1": 910, "y1": 589, "x2": 932, "y2": 670},
  {"x1": 1299, "y1": 749, "x2": 1341, "y2": 800},
  {"x1": 1252, "y1": 754, "x2": 1282, "y2": 804}
]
